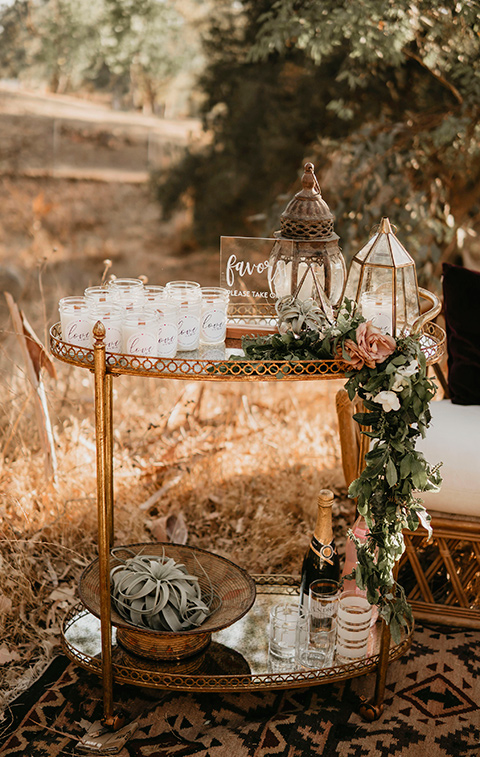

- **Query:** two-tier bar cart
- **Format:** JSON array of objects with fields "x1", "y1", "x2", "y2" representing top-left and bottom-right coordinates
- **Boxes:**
[{"x1": 49, "y1": 297, "x2": 445, "y2": 728}]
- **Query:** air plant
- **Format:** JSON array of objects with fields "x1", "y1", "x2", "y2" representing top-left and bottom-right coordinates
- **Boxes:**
[
  {"x1": 110, "y1": 548, "x2": 220, "y2": 632},
  {"x1": 275, "y1": 295, "x2": 327, "y2": 338}
]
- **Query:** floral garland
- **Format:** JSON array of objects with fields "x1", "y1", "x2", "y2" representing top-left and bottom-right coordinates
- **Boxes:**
[{"x1": 240, "y1": 298, "x2": 442, "y2": 643}]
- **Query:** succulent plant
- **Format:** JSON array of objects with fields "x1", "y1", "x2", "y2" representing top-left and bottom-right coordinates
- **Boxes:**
[
  {"x1": 275, "y1": 295, "x2": 328, "y2": 338},
  {"x1": 110, "y1": 548, "x2": 218, "y2": 632}
]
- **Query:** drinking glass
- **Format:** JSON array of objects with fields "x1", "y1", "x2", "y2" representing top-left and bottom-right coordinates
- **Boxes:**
[
  {"x1": 298, "y1": 578, "x2": 339, "y2": 668},
  {"x1": 268, "y1": 603, "x2": 308, "y2": 669},
  {"x1": 335, "y1": 590, "x2": 373, "y2": 664}
]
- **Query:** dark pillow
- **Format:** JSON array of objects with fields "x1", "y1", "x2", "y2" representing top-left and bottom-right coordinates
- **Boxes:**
[{"x1": 442, "y1": 262, "x2": 480, "y2": 405}]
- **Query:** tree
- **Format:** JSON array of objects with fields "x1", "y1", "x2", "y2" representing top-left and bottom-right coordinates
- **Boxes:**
[
  {"x1": 251, "y1": 0, "x2": 480, "y2": 281},
  {"x1": 157, "y1": 0, "x2": 347, "y2": 245},
  {"x1": 0, "y1": 0, "x2": 202, "y2": 113},
  {"x1": 158, "y1": 1, "x2": 480, "y2": 283},
  {"x1": 29, "y1": 0, "x2": 103, "y2": 92},
  {"x1": 98, "y1": 0, "x2": 187, "y2": 113}
]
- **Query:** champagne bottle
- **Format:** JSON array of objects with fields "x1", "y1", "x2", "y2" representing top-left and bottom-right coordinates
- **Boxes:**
[{"x1": 299, "y1": 489, "x2": 340, "y2": 610}]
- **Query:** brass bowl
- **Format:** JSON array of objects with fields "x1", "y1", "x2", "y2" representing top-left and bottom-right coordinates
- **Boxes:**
[{"x1": 79, "y1": 543, "x2": 256, "y2": 660}]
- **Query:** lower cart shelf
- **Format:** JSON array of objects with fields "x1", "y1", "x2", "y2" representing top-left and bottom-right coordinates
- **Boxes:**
[{"x1": 61, "y1": 576, "x2": 413, "y2": 693}]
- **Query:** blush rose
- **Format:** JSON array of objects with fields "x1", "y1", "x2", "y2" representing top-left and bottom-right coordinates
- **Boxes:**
[{"x1": 342, "y1": 321, "x2": 396, "y2": 370}]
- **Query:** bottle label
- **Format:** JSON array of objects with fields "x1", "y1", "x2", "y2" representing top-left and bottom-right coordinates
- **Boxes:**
[
  {"x1": 310, "y1": 536, "x2": 336, "y2": 565},
  {"x1": 157, "y1": 322, "x2": 177, "y2": 357},
  {"x1": 64, "y1": 317, "x2": 91, "y2": 347}
]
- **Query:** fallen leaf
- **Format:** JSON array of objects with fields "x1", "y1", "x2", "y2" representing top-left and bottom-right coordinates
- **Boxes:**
[
  {"x1": 0, "y1": 645, "x2": 21, "y2": 665},
  {"x1": 0, "y1": 594, "x2": 12, "y2": 614}
]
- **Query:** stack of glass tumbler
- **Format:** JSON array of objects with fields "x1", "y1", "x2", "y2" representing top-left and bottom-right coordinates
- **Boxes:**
[
  {"x1": 267, "y1": 579, "x2": 374, "y2": 673},
  {"x1": 58, "y1": 279, "x2": 230, "y2": 358}
]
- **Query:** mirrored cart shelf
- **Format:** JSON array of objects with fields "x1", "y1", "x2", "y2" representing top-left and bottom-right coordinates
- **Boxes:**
[
  {"x1": 62, "y1": 577, "x2": 413, "y2": 693},
  {"x1": 49, "y1": 319, "x2": 445, "y2": 381}
]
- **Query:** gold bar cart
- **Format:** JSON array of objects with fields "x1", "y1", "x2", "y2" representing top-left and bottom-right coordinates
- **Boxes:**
[{"x1": 49, "y1": 308, "x2": 445, "y2": 727}]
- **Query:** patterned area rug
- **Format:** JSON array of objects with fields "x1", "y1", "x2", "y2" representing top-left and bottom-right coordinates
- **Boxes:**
[{"x1": 1, "y1": 622, "x2": 479, "y2": 757}]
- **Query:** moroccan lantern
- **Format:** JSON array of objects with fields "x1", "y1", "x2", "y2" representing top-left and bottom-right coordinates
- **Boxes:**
[
  {"x1": 343, "y1": 217, "x2": 420, "y2": 337},
  {"x1": 268, "y1": 162, "x2": 346, "y2": 322}
]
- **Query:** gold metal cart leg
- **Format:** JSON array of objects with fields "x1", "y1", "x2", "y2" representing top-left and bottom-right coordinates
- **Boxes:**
[
  {"x1": 105, "y1": 373, "x2": 114, "y2": 547},
  {"x1": 93, "y1": 323, "x2": 115, "y2": 727},
  {"x1": 359, "y1": 619, "x2": 390, "y2": 721}
]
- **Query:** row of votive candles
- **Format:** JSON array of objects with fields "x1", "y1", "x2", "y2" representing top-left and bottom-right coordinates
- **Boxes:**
[{"x1": 58, "y1": 279, "x2": 230, "y2": 357}]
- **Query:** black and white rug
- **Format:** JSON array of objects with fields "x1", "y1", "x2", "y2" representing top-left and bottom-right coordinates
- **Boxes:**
[{"x1": 1, "y1": 622, "x2": 479, "y2": 756}]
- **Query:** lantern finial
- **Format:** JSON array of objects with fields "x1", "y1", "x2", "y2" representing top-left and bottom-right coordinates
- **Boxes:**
[
  {"x1": 301, "y1": 162, "x2": 321, "y2": 195},
  {"x1": 379, "y1": 217, "x2": 393, "y2": 234}
]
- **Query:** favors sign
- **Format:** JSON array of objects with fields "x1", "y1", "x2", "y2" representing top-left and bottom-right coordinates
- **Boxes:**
[{"x1": 220, "y1": 237, "x2": 290, "y2": 302}]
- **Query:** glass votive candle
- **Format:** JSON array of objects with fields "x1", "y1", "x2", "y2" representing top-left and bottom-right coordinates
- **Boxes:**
[
  {"x1": 165, "y1": 280, "x2": 200, "y2": 291},
  {"x1": 155, "y1": 298, "x2": 179, "y2": 358},
  {"x1": 109, "y1": 278, "x2": 145, "y2": 310},
  {"x1": 84, "y1": 286, "x2": 118, "y2": 309},
  {"x1": 89, "y1": 304, "x2": 123, "y2": 353},
  {"x1": 59, "y1": 296, "x2": 92, "y2": 348},
  {"x1": 166, "y1": 282, "x2": 202, "y2": 351},
  {"x1": 122, "y1": 309, "x2": 159, "y2": 357},
  {"x1": 143, "y1": 285, "x2": 166, "y2": 308},
  {"x1": 200, "y1": 287, "x2": 230, "y2": 345},
  {"x1": 360, "y1": 292, "x2": 393, "y2": 335}
]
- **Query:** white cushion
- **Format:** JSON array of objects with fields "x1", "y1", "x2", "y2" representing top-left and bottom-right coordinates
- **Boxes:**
[{"x1": 415, "y1": 399, "x2": 480, "y2": 517}]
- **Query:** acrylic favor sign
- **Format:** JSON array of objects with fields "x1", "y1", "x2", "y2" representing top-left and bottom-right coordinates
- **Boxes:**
[{"x1": 220, "y1": 236, "x2": 294, "y2": 303}]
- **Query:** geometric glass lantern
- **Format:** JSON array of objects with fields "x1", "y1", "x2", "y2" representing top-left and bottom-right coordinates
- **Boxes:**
[
  {"x1": 343, "y1": 217, "x2": 420, "y2": 337},
  {"x1": 268, "y1": 162, "x2": 346, "y2": 323}
]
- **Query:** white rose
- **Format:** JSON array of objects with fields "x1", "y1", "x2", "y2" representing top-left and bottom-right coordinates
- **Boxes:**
[
  {"x1": 372, "y1": 390, "x2": 401, "y2": 412},
  {"x1": 391, "y1": 359, "x2": 419, "y2": 393},
  {"x1": 396, "y1": 359, "x2": 419, "y2": 378},
  {"x1": 391, "y1": 376, "x2": 406, "y2": 393}
]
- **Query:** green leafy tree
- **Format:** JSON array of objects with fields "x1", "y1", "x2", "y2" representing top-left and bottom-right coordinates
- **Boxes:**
[
  {"x1": 0, "y1": 0, "x2": 201, "y2": 112},
  {"x1": 158, "y1": 1, "x2": 480, "y2": 282},
  {"x1": 157, "y1": 0, "x2": 341, "y2": 244},
  {"x1": 98, "y1": 0, "x2": 187, "y2": 112},
  {"x1": 29, "y1": 0, "x2": 103, "y2": 92},
  {"x1": 251, "y1": 0, "x2": 480, "y2": 282}
]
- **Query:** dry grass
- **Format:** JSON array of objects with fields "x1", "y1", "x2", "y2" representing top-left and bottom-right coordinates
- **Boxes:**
[
  {"x1": 0, "y1": 355, "x2": 351, "y2": 716},
  {"x1": 0, "y1": 175, "x2": 354, "y2": 721}
]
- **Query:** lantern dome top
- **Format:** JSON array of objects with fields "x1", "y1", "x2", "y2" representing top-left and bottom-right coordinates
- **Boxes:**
[
  {"x1": 355, "y1": 217, "x2": 416, "y2": 268},
  {"x1": 280, "y1": 162, "x2": 335, "y2": 240}
]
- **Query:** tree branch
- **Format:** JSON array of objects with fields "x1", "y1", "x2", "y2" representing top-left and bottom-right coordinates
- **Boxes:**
[{"x1": 404, "y1": 49, "x2": 463, "y2": 106}]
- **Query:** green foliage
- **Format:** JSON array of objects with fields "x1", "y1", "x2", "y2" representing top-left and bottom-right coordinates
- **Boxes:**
[
  {"x1": 346, "y1": 334, "x2": 443, "y2": 642},
  {"x1": 157, "y1": 0, "x2": 480, "y2": 284},
  {"x1": 252, "y1": 1, "x2": 480, "y2": 283},
  {"x1": 155, "y1": 0, "x2": 347, "y2": 242},
  {"x1": 234, "y1": 300, "x2": 442, "y2": 643},
  {"x1": 0, "y1": 0, "x2": 195, "y2": 109}
]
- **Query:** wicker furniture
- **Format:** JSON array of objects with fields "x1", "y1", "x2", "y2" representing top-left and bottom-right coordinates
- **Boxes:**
[{"x1": 335, "y1": 368, "x2": 480, "y2": 630}]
